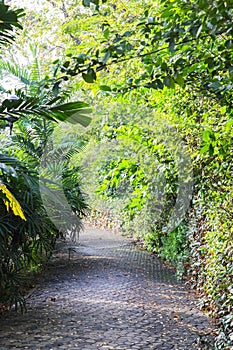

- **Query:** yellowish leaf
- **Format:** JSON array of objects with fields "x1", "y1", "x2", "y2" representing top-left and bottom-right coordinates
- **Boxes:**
[{"x1": 0, "y1": 183, "x2": 26, "y2": 221}]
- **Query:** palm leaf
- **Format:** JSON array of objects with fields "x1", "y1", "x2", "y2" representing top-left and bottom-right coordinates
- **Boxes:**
[
  {"x1": 0, "y1": 3, "x2": 24, "y2": 47},
  {"x1": 0, "y1": 60, "x2": 32, "y2": 87},
  {"x1": 49, "y1": 101, "x2": 92, "y2": 125},
  {"x1": 0, "y1": 97, "x2": 92, "y2": 126}
]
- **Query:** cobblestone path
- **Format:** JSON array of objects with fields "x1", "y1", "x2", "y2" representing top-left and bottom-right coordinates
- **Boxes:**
[{"x1": 0, "y1": 226, "x2": 213, "y2": 350}]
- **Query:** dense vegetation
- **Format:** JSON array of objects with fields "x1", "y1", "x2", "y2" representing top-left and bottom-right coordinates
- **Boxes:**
[
  {"x1": 1, "y1": 1, "x2": 233, "y2": 348},
  {"x1": 0, "y1": 1, "x2": 90, "y2": 311}
]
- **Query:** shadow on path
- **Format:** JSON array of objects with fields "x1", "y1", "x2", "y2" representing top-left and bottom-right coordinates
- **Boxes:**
[{"x1": 0, "y1": 225, "x2": 214, "y2": 349}]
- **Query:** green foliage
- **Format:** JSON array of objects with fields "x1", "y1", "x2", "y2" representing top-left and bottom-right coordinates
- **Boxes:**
[
  {"x1": 0, "y1": 2, "x2": 90, "y2": 309},
  {"x1": 0, "y1": 2, "x2": 24, "y2": 46},
  {"x1": 79, "y1": 86, "x2": 232, "y2": 347},
  {"x1": 57, "y1": 0, "x2": 233, "y2": 111},
  {"x1": 82, "y1": 0, "x2": 107, "y2": 9},
  {"x1": 188, "y1": 203, "x2": 233, "y2": 349},
  {"x1": 4, "y1": 0, "x2": 233, "y2": 346},
  {"x1": 168, "y1": 88, "x2": 233, "y2": 349},
  {"x1": 0, "y1": 153, "x2": 55, "y2": 309},
  {"x1": 79, "y1": 105, "x2": 189, "y2": 262},
  {"x1": 0, "y1": 96, "x2": 89, "y2": 124},
  {"x1": 160, "y1": 224, "x2": 189, "y2": 278},
  {"x1": 0, "y1": 108, "x2": 90, "y2": 308}
]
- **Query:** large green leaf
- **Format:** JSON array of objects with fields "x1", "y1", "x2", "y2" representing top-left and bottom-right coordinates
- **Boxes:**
[
  {"x1": 0, "y1": 98, "x2": 92, "y2": 127},
  {"x1": 48, "y1": 101, "x2": 92, "y2": 126},
  {"x1": 0, "y1": 3, "x2": 24, "y2": 47}
]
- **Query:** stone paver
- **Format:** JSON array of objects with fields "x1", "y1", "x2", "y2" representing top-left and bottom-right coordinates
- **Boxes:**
[{"x1": 0, "y1": 225, "x2": 213, "y2": 349}]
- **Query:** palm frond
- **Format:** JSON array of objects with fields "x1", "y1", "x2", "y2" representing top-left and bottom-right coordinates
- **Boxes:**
[
  {"x1": 0, "y1": 97, "x2": 92, "y2": 126},
  {"x1": 29, "y1": 54, "x2": 41, "y2": 83},
  {"x1": 0, "y1": 60, "x2": 32, "y2": 87},
  {"x1": 0, "y1": 153, "x2": 28, "y2": 176},
  {"x1": 0, "y1": 3, "x2": 24, "y2": 47}
]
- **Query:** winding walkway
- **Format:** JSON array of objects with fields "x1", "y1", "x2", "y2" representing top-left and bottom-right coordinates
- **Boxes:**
[{"x1": 0, "y1": 226, "x2": 213, "y2": 349}]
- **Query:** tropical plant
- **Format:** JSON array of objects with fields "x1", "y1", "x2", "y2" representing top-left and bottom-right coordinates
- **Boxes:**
[
  {"x1": 0, "y1": 1, "x2": 91, "y2": 309},
  {"x1": 0, "y1": 1, "x2": 24, "y2": 46},
  {"x1": 4, "y1": 1, "x2": 233, "y2": 347}
]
